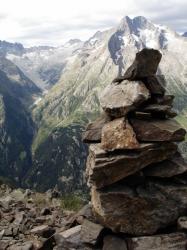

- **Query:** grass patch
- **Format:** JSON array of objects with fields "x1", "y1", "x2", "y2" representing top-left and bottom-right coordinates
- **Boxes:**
[{"x1": 60, "y1": 194, "x2": 85, "y2": 212}]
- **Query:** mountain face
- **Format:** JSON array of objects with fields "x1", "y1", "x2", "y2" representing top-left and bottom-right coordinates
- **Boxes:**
[
  {"x1": 0, "y1": 69, "x2": 38, "y2": 186},
  {"x1": 183, "y1": 32, "x2": 187, "y2": 37},
  {"x1": 0, "y1": 52, "x2": 40, "y2": 186},
  {"x1": 1, "y1": 16, "x2": 187, "y2": 192}
]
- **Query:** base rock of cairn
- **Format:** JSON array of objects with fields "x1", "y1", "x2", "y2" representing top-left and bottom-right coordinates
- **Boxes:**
[{"x1": 81, "y1": 48, "x2": 187, "y2": 249}]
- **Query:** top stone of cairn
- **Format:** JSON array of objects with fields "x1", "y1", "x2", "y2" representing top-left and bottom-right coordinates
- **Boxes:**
[{"x1": 113, "y1": 48, "x2": 162, "y2": 82}]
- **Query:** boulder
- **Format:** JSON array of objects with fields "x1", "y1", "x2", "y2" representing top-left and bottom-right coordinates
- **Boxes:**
[
  {"x1": 103, "y1": 235, "x2": 127, "y2": 250},
  {"x1": 144, "y1": 153, "x2": 187, "y2": 178},
  {"x1": 143, "y1": 75, "x2": 166, "y2": 95},
  {"x1": 54, "y1": 225, "x2": 82, "y2": 249},
  {"x1": 127, "y1": 233, "x2": 186, "y2": 250},
  {"x1": 82, "y1": 114, "x2": 111, "y2": 143},
  {"x1": 92, "y1": 180, "x2": 187, "y2": 235},
  {"x1": 80, "y1": 219, "x2": 104, "y2": 245},
  {"x1": 101, "y1": 118, "x2": 139, "y2": 151},
  {"x1": 123, "y1": 48, "x2": 162, "y2": 80},
  {"x1": 130, "y1": 118, "x2": 186, "y2": 142},
  {"x1": 86, "y1": 143, "x2": 177, "y2": 188},
  {"x1": 99, "y1": 81, "x2": 150, "y2": 118}
]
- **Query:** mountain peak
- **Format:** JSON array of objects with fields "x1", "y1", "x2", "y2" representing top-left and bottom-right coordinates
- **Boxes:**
[{"x1": 117, "y1": 15, "x2": 154, "y2": 34}]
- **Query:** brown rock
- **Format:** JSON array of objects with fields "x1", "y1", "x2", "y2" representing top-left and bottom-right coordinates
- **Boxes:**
[
  {"x1": 103, "y1": 235, "x2": 127, "y2": 250},
  {"x1": 178, "y1": 216, "x2": 187, "y2": 230},
  {"x1": 144, "y1": 153, "x2": 187, "y2": 178},
  {"x1": 127, "y1": 233, "x2": 186, "y2": 250},
  {"x1": 86, "y1": 143, "x2": 177, "y2": 188},
  {"x1": 99, "y1": 81, "x2": 150, "y2": 118},
  {"x1": 140, "y1": 104, "x2": 177, "y2": 118},
  {"x1": 143, "y1": 75, "x2": 166, "y2": 95},
  {"x1": 123, "y1": 48, "x2": 162, "y2": 80},
  {"x1": 30, "y1": 225, "x2": 55, "y2": 238},
  {"x1": 82, "y1": 114, "x2": 111, "y2": 143},
  {"x1": 80, "y1": 219, "x2": 104, "y2": 245},
  {"x1": 130, "y1": 118, "x2": 186, "y2": 142},
  {"x1": 101, "y1": 118, "x2": 139, "y2": 151},
  {"x1": 152, "y1": 95, "x2": 174, "y2": 106},
  {"x1": 92, "y1": 180, "x2": 187, "y2": 235}
]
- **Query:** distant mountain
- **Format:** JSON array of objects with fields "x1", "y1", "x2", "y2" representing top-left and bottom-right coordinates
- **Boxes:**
[
  {"x1": 183, "y1": 32, "x2": 187, "y2": 37},
  {"x1": 0, "y1": 40, "x2": 24, "y2": 56},
  {"x1": 0, "y1": 57, "x2": 40, "y2": 106},
  {"x1": 6, "y1": 40, "x2": 84, "y2": 89},
  {"x1": 24, "y1": 16, "x2": 187, "y2": 192}
]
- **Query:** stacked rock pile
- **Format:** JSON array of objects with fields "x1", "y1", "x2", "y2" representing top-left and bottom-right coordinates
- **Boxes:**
[{"x1": 82, "y1": 48, "x2": 187, "y2": 249}]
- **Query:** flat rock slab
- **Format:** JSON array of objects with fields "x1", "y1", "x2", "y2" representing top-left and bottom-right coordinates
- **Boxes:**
[
  {"x1": 86, "y1": 143, "x2": 177, "y2": 188},
  {"x1": 30, "y1": 225, "x2": 55, "y2": 238},
  {"x1": 82, "y1": 114, "x2": 111, "y2": 143},
  {"x1": 101, "y1": 118, "x2": 139, "y2": 151},
  {"x1": 103, "y1": 235, "x2": 128, "y2": 250},
  {"x1": 92, "y1": 180, "x2": 187, "y2": 235},
  {"x1": 123, "y1": 48, "x2": 162, "y2": 80},
  {"x1": 140, "y1": 104, "x2": 177, "y2": 118},
  {"x1": 99, "y1": 81, "x2": 150, "y2": 118},
  {"x1": 127, "y1": 233, "x2": 186, "y2": 250},
  {"x1": 130, "y1": 118, "x2": 186, "y2": 142},
  {"x1": 80, "y1": 219, "x2": 104, "y2": 245},
  {"x1": 144, "y1": 153, "x2": 187, "y2": 178}
]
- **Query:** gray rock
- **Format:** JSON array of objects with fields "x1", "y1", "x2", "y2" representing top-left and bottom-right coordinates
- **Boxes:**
[
  {"x1": 99, "y1": 81, "x2": 150, "y2": 118},
  {"x1": 30, "y1": 225, "x2": 55, "y2": 238},
  {"x1": 54, "y1": 225, "x2": 82, "y2": 250},
  {"x1": 86, "y1": 143, "x2": 177, "y2": 188},
  {"x1": 80, "y1": 219, "x2": 104, "y2": 245},
  {"x1": 126, "y1": 233, "x2": 186, "y2": 250},
  {"x1": 92, "y1": 180, "x2": 187, "y2": 235},
  {"x1": 13, "y1": 212, "x2": 25, "y2": 225},
  {"x1": 103, "y1": 235, "x2": 127, "y2": 250}
]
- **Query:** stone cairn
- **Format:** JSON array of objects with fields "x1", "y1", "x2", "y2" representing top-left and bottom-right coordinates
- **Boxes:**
[{"x1": 82, "y1": 48, "x2": 187, "y2": 249}]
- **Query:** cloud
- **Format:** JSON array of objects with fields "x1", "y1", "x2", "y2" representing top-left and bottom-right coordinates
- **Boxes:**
[{"x1": 0, "y1": 0, "x2": 186, "y2": 46}]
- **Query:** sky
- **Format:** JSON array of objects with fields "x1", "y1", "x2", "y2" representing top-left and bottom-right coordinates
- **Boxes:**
[{"x1": 0, "y1": 0, "x2": 186, "y2": 47}]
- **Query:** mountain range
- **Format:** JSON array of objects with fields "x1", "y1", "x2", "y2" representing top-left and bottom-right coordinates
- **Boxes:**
[{"x1": 0, "y1": 15, "x2": 187, "y2": 192}]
